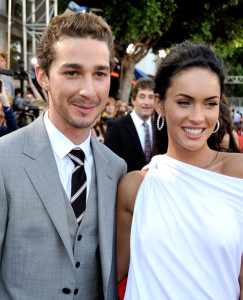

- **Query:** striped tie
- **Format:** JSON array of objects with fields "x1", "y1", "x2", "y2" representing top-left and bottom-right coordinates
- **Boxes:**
[
  {"x1": 143, "y1": 122, "x2": 152, "y2": 162},
  {"x1": 68, "y1": 149, "x2": 87, "y2": 224}
]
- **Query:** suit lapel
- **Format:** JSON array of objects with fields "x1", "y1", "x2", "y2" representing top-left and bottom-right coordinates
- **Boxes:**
[
  {"x1": 125, "y1": 114, "x2": 145, "y2": 159},
  {"x1": 91, "y1": 138, "x2": 115, "y2": 293},
  {"x1": 23, "y1": 116, "x2": 74, "y2": 266}
]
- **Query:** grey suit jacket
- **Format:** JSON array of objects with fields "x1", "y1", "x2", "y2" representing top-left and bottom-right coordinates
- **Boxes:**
[{"x1": 0, "y1": 115, "x2": 127, "y2": 300}]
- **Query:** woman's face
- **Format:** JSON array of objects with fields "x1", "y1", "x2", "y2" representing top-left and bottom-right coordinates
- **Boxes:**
[
  {"x1": 156, "y1": 67, "x2": 220, "y2": 153},
  {"x1": 119, "y1": 102, "x2": 127, "y2": 112},
  {"x1": 106, "y1": 102, "x2": 116, "y2": 115}
]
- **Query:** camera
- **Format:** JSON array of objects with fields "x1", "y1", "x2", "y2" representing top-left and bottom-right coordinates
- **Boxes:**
[{"x1": 13, "y1": 97, "x2": 39, "y2": 128}]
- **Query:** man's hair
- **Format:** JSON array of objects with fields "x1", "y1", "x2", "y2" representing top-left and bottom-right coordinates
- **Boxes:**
[
  {"x1": 132, "y1": 78, "x2": 154, "y2": 99},
  {"x1": 36, "y1": 12, "x2": 115, "y2": 75}
]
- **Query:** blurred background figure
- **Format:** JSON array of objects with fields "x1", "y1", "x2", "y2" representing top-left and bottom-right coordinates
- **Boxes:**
[
  {"x1": 91, "y1": 114, "x2": 107, "y2": 143},
  {"x1": 218, "y1": 102, "x2": 240, "y2": 152},
  {"x1": 105, "y1": 78, "x2": 155, "y2": 172},
  {"x1": 232, "y1": 109, "x2": 242, "y2": 133},
  {"x1": 0, "y1": 51, "x2": 15, "y2": 98},
  {"x1": 102, "y1": 97, "x2": 117, "y2": 122},
  {"x1": 115, "y1": 100, "x2": 128, "y2": 118},
  {"x1": 13, "y1": 72, "x2": 48, "y2": 128},
  {"x1": 0, "y1": 79, "x2": 18, "y2": 137}
]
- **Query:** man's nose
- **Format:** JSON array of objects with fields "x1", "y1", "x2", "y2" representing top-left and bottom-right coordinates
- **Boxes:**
[{"x1": 79, "y1": 76, "x2": 96, "y2": 98}]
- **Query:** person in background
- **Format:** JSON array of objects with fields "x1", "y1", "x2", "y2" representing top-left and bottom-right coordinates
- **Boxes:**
[
  {"x1": 233, "y1": 110, "x2": 242, "y2": 133},
  {"x1": 0, "y1": 51, "x2": 15, "y2": 98},
  {"x1": 105, "y1": 78, "x2": 155, "y2": 172},
  {"x1": 102, "y1": 96, "x2": 117, "y2": 122},
  {"x1": 115, "y1": 99, "x2": 128, "y2": 118},
  {"x1": 91, "y1": 113, "x2": 107, "y2": 143},
  {"x1": 218, "y1": 101, "x2": 240, "y2": 152},
  {"x1": 0, "y1": 79, "x2": 18, "y2": 137},
  {"x1": 0, "y1": 11, "x2": 126, "y2": 300},
  {"x1": 117, "y1": 41, "x2": 243, "y2": 300}
]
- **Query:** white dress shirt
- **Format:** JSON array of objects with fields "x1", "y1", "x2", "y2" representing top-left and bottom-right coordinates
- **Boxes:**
[
  {"x1": 130, "y1": 110, "x2": 153, "y2": 152},
  {"x1": 44, "y1": 110, "x2": 93, "y2": 202}
]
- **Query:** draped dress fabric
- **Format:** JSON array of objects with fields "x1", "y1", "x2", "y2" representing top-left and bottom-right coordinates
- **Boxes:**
[{"x1": 124, "y1": 155, "x2": 243, "y2": 300}]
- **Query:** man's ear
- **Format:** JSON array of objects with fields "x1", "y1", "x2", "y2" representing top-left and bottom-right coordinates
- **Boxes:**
[
  {"x1": 131, "y1": 97, "x2": 135, "y2": 107},
  {"x1": 35, "y1": 65, "x2": 50, "y2": 91},
  {"x1": 154, "y1": 93, "x2": 164, "y2": 116}
]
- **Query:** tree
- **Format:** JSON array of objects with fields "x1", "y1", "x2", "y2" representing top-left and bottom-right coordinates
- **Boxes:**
[{"x1": 59, "y1": 0, "x2": 243, "y2": 101}]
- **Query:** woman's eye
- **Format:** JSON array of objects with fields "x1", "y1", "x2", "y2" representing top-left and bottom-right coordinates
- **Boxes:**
[
  {"x1": 177, "y1": 100, "x2": 190, "y2": 106},
  {"x1": 205, "y1": 102, "x2": 218, "y2": 107}
]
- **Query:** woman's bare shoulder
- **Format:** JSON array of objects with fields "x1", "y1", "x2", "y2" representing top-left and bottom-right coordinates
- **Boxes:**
[
  {"x1": 117, "y1": 169, "x2": 148, "y2": 213},
  {"x1": 218, "y1": 152, "x2": 243, "y2": 179}
]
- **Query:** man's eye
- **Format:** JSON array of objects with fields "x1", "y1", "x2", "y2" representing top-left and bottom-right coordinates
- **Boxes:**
[
  {"x1": 96, "y1": 72, "x2": 106, "y2": 77},
  {"x1": 66, "y1": 71, "x2": 77, "y2": 76}
]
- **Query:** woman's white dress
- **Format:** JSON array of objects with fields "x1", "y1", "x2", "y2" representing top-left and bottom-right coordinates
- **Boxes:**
[{"x1": 124, "y1": 155, "x2": 243, "y2": 300}]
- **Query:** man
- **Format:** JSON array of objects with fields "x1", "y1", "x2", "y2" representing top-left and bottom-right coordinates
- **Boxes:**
[
  {"x1": 0, "y1": 12, "x2": 126, "y2": 300},
  {"x1": 0, "y1": 51, "x2": 15, "y2": 98},
  {"x1": 105, "y1": 78, "x2": 155, "y2": 172}
]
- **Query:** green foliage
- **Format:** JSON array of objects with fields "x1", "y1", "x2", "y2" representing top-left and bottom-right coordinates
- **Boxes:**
[
  {"x1": 101, "y1": 0, "x2": 177, "y2": 43},
  {"x1": 57, "y1": 0, "x2": 243, "y2": 97},
  {"x1": 224, "y1": 47, "x2": 243, "y2": 97}
]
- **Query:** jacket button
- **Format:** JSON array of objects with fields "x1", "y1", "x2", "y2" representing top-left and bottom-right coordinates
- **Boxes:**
[
  {"x1": 74, "y1": 289, "x2": 79, "y2": 295},
  {"x1": 62, "y1": 288, "x2": 71, "y2": 294},
  {"x1": 75, "y1": 262, "x2": 80, "y2": 268},
  {"x1": 77, "y1": 235, "x2": 82, "y2": 241}
]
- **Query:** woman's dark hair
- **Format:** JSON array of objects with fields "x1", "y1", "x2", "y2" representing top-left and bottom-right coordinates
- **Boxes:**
[
  {"x1": 153, "y1": 40, "x2": 225, "y2": 155},
  {"x1": 208, "y1": 100, "x2": 241, "y2": 153}
]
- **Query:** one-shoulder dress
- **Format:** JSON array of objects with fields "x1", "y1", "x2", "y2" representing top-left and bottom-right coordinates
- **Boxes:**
[{"x1": 124, "y1": 155, "x2": 243, "y2": 300}]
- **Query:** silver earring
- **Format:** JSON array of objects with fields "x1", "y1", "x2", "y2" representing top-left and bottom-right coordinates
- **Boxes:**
[
  {"x1": 157, "y1": 115, "x2": 165, "y2": 131},
  {"x1": 213, "y1": 120, "x2": 220, "y2": 133}
]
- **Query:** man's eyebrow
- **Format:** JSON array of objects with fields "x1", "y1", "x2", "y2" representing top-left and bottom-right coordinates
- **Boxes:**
[
  {"x1": 60, "y1": 63, "x2": 81, "y2": 70},
  {"x1": 96, "y1": 65, "x2": 110, "y2": 71},
  {"x1": 60, "y1": 63, "x2": 110, "y2": 71}
]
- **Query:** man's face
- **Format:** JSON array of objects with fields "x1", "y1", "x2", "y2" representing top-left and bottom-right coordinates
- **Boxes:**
[
  {"x1": 132, "y1": 88, "x2": 155, "y2": 121},
  {"x1": 36, "y1": 37, "x2": 111, "y2": 142}
]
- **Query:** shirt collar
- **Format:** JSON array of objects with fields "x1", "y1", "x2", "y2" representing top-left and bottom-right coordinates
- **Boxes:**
[
  {"x1": 131, "y1": 110, "x2": 152, "y2": 127},
  {"x1": 44, "y1": 110, "x2": 91, "y2": 160}
]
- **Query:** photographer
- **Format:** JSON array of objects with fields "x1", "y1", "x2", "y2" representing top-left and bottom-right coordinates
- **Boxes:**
[{"x1": 0, "y1": 79, "x2": 18, "y2": 137}]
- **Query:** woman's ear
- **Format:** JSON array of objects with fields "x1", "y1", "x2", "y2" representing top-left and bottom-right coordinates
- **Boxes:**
[
  {"x1": 35, "y1": 65, "x2": 50, "y2": 91},
  {"x1": 154, "y1": 93, "x2": 164, "y2": 116}
]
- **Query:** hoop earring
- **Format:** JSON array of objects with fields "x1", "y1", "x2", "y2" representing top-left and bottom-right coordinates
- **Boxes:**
[
  {"x1": 157, "y1": 115, "x2": 164, "y2": 131},
  {"x1": 213, "y1": 120, "x2": 220, "y2": 133}
]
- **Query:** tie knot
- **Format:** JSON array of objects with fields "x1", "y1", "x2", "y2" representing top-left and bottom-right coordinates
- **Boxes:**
[
  {"x1": 143, "y1": 121, "x2": 149, "y2": 128},
  {"x1": 68, "y1": 149, "x2": 85, "y2": 166}
]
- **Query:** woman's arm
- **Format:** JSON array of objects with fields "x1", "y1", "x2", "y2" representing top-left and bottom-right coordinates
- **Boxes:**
[
  {"x1": 116, "y1": 170, "x2": 147, "y2": 282},
  {"x1": 239, "y1": 255, "x2": 243, "y2": 299}
]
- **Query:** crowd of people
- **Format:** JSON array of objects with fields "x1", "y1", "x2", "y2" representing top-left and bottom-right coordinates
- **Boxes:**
[{"x1": 0, "y1": 10, "x2": 243, "y2": 300}]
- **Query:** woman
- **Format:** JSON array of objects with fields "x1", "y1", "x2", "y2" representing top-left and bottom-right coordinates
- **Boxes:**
[
  {"x1": 117, "y1": 41, "x2": 243, "y2": 299},
  {"x1": 115, "y1": 100, "x2": 128, "y2": 118},
  {"x1": 102, "y1": 97, "x2": 117, "y2": 122}
]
